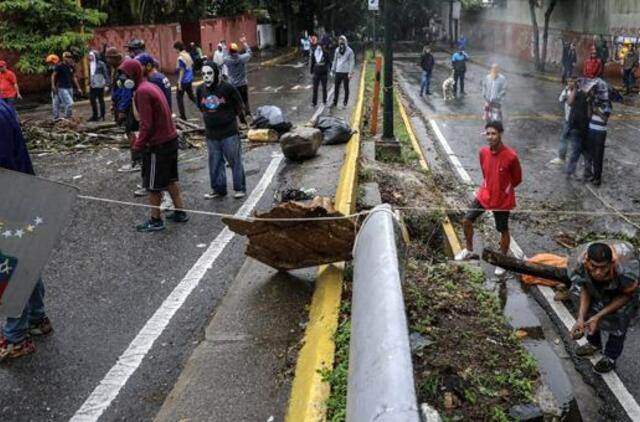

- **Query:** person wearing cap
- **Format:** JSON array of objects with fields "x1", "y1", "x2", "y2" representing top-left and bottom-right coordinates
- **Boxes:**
[
  {"x1": 196, "y1": 61, "x2": 246, "y2": 200},
  {"x1": 87, "y1": 51, "x2": 109, "y2": 121},
  {"x1": 569, "y1": 241, "x2": 639, "y2": 373},
  {"x1": 51, "y1": 52, "x2": 81, "y2": 120},
  {"x1": 223, "y1": 36, "x2": 252, "y2": 118},
  {"x1": 136, "y1": 53, "x2": 172, "y2": 111},
  {"x1": 117, "y1": 59, "x2": 189, "y2": 232},
  {"x1": 0, "y1": 61, "x2": 22, "y2": 108},
  {"x1": 331, "y1": 35, "x2": 355, "y2": 108},
  {"x1": 173, "y1": 41, "x2": 198, "y2": 121}
]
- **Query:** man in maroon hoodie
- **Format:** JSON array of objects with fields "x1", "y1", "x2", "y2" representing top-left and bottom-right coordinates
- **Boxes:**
[
  {"x1": 117, "y1": 60, "x2": 188, "y2": 232},
  {"x1": 454, "y1": 120, "x2": 522, "y2": 276}
]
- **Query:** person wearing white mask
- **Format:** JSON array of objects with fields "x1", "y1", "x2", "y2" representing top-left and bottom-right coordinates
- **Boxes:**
[{"x1": 87, "y1": 51, "x2": 109, "y2": 121}]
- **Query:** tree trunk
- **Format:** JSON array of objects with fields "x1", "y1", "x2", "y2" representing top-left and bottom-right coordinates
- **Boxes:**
[
  {"x1": 540, "y1": 0, "x2": 558, "y2": 72},
  {"x1": 529, "y1": 0, "x2": 541, "y2": 71},
  {"x1": 449, "y1": 0, "x2": 454, "y2": 45},
  {"x1": 482, "y1": 249, "x2": 571, "y2": 285}
]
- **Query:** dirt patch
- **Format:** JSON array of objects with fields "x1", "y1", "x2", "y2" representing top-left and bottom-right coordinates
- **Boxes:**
[{"x1": 404, "y1": 256, "x2": 539, "y2": 421}]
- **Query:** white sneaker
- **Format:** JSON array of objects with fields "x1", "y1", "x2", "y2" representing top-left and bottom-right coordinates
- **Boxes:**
[
  {"x1": 233, "y1": 191, "x2": 246, "y2": 199},
  {"x1": 204, "y1": 192, "x2": 224, "y2": 199},
  {"x1": 454, "y1": 248, "x2": 477, "y2": 261},
  {"x1": 494, "y1": 266, "x2": 506, "y2": 276},
  {"x1": 133, "y1": 187, "x2": 148, "y2": 197},
  {"x1": 160, "y1": 192, "x2": 174, "y2": 211},
  {"x1": 549, "y1": 157, "x2": 565, "y2": 165},
  {"x1": 117, "y1": 163, "x2": 140, "y2": 173}
]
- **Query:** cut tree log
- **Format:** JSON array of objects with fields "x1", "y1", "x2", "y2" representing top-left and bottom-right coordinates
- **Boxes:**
[{"x1": 482, "y1": 248, "x2": 571, "y2": 284}]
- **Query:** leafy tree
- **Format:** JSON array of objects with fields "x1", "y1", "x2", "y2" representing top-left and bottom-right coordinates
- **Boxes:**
[
  {"x1": 529, "y1": 0, "x2": 558, "y2": 71},
  {"x1": 0, "y1": 0, "x2": 106, "y2": 73}
]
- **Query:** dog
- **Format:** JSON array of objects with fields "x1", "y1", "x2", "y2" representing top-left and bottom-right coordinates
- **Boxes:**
[{"x1": 442, "y1": 74, "x2": 455, "y2": 101}]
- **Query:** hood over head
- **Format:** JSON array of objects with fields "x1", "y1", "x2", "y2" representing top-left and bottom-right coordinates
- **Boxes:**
[
  {"x1": 339, "y1": 35, "x2": 348, "y2": 46},
  {"x1": 118, "y1": 58, "x2": 144, "y2": 86}
]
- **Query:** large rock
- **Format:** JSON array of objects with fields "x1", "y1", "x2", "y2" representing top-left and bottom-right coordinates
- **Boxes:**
[{"x1": 279, "y1": 127, "x2": 322, "y2": 161}]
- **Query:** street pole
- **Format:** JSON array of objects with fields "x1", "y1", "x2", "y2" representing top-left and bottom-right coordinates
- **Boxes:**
[
  {"x1": 373, "y1": 12, "x2": 376, "y2": 57},
  {"x1": 76, "y1": 0, "x2": 89, "y2": 94},
  {"x1": 382, "y1": 0, "x2": 394, "y2": 140}
]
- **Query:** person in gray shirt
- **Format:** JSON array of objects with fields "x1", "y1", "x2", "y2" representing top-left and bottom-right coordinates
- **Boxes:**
[
  {"x1": 480, "y1": 64, "x2": 507, "y2": 122},
  {"x1": 224, "y1": 37, "x2": 252, "y2": 118}
]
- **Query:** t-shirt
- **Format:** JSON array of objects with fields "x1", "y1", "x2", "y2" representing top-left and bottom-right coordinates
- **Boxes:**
[
  {"x1": 54, "y1": 63, "x2": 75, "y2": 89},
  {"x1": 196, "y1": 81, "x2": 244, "y2": 141},
  {"x1": 177, "y1": 57, "x2": 193, "y2": 84},
  {"x1": 148, "y1": 71, "x2": 173, "y2": 112},
  {"x1": 0, "y1": 70, "x2": 17, "y2": 99}
]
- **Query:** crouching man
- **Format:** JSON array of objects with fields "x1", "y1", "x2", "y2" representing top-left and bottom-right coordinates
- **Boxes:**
[{"x1": 570, "y1": 241, "x2": 639, "y2": 373}]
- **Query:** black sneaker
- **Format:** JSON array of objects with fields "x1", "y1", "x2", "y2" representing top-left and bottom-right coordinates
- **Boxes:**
[
  {"x1": 592, "y1": 179, "x2": 602, "y2": 187},
  {"x1": 166, "y1": 211, "x2": 189, "y2": 223},
  {"x1": 29, "y1": 317, "x2": 53, "y2": 336},
  {"x1": 136, "y1": 218, "x2": 165, "y2": 232},
  {"x1": 594, "y1": 356, "x2": 616, "y2": 373},
  {"x1": 575, "y1": 343, "x2": 599, "y2": 357}
]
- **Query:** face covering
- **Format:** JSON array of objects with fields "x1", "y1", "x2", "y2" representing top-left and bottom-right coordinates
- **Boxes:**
[
  {"x1": 116, "y1": 72, "x2": 135, "y2": 90},
  {"x1": 202, "y1": 65, "x2": 218, "y2": 86},
  {"x1": 339, "y1": 43, "x2": 346, "y2": 54}
]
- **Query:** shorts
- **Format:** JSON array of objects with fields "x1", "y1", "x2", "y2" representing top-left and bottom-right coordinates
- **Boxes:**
[
  {"x1": 141, "y1": 139, "x2": 179, "y2": 192},
  {"x1": 464, "y1": 198, "x2": 510, "y2": 233},
  {"x1": 125, "y1": 106, "x2": 139, "y2": 133}
]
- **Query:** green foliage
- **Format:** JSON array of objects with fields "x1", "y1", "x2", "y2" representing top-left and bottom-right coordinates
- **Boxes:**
[
  {"x1": 0, "y1": 0, "x2": 106, "y2": 73},
  {"x1": 320, "y1": 303, "x2": 351, "y2": 422}
]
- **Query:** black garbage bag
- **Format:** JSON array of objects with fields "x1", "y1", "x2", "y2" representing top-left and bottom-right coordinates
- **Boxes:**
[
  {"x1": 314, "y1": 116, "x2": 354, "y2": 145},
  {"x1": 253, "y1": 105, "x2": 292, "y2": 134}
]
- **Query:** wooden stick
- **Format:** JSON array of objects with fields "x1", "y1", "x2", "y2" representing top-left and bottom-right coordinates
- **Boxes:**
[{"x1": 482, "y1": 248, "x2": 571, "y2": 284}]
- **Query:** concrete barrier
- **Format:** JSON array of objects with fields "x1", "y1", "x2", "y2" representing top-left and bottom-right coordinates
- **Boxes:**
[{"x1": 347, "y1": 204, "x2": 420, "y2": 422}]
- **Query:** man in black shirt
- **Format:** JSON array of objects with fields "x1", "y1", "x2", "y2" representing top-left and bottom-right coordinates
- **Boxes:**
[
  {"x1": 196, "y1": 61, "x2": 247, "y2": 199},
  {"x1": 51, "y1": 51, "x2": 81, "y2": 120},
  {"x1": 565, "y1": 77, "x2": 590, "y2": 178}
]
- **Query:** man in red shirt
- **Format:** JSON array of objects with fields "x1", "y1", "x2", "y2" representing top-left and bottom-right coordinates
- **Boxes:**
[
  {"x1": 117, "y1": 60, "x2": 189, "y2": 232},
  {"x1": 583, "y1": 47, "x2": 603, "y2": 79},
  {"x1": 0, "y1": 60, "x2": 22, "y2": 107},
  {"x1": 455, "y1": 120, "x2": 522, "y2": 276}
]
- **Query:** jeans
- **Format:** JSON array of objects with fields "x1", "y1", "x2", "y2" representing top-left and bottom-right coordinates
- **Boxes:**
[
  {"x1": 3, "y1": 279, "x2": 46, "y2": 344},
  {"x1": 207, "y1": 135, "x2": 246, "y2": 195},
  {"x1": 176, "y1": 82, "x2": 197, "y2": 120},
  {"x1": 584, "y1": 129, "x2": 607, "y2": 181},
  {"x1": 236, "y1": 84, "x2": 250, "y2": 115},
  {"x1": 565, "y1": 129, "x2": 586, "y2": 175},
  {"x1": 312, "y1": 72, "x2": 328, "y2": 106},
  {"x1": 52, "y1": 88, "x2": 74, "y2": 120},
  {"x1": 559, "y1": 121, "x2": 570, "y2": 160},
  {"x1": 453, "y1": 70, "x2": 465, "y2": 95},
  {"x1": 587, "y1": 330, "x2": 626, "y2": 360},
  {"x1": 89, "y1": 87, "x2": 106, "y2": 119},
  {"x1": 333, "y1": 72, "x2": 350, "y2": 106},
  {"x1": 624, "y1": 69, "x2": 635, "y2": 93},
  {"x1": 420, "y1": 70, "x2": 432, "y2": 95}
]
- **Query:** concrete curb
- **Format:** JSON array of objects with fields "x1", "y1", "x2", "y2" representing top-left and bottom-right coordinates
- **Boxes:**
[
  {"x1": 285, "y1": 58, "x2": 367, "y2": 422},
  {"x1": 260, "y1": 48, "x2": 299, "y2": 67}
]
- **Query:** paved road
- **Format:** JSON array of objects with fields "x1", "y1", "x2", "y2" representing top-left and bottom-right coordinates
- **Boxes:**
[
  {"x1": 396, "y1": 52, "x2": 640, "y2": 419},
  {"x1": 0, "y1": 55, "x2": 353, "y2": 421}
]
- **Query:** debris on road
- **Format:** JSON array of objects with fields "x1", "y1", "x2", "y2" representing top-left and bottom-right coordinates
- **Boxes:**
[
  {"x1": 314, "y1": 115, "x2": 354, "y2": 145},
  {"x1": 222, "y1": 196, "x2": 356, "y2": 270},
  {"x1": 252, "y1": 105, "x2": 292, "y2": 134},
  {"x1": 279, "y1": 127, "x2": 323, "y2": 161},
  {"x1": 247, "y1": 128, "x2": 279, "y2": 143},
  {"x1": 275, "y1": 188, "x2": 317, "y2": 202}
]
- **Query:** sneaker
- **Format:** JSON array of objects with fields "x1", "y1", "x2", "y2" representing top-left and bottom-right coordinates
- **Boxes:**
[
  {"x1": 575, "y1": 343, "x2": 599, "y2": 357},
  {"x1": 549, "y1": 157, "x2": 565, "y2": 165},
  {"x1": 0, "y1": 337, "x2": 35, "y2": 361},
  {"x1": 134, "y1": 187, "x2": 148, "y2": 197},
  {"x1": 166, "y1": 211, "x2": 189, "y2": 223},
  {"x1": 233, "y1": 191, "x2": 246, "y2": 199},
  {"x1": 204, "y1": 192, "x2": 225, "y2": 199},
  {"x1": 594, "y1": 356, "x2": 616, "y2": 373},
  {"x1": 592, "y1": 179, "x2": 602, "y2": 187},
  {"x1": 160, "y1": 192, "x2": 174, "y2": 211},
  {"x1": 29, "y1": 317, "x2": 53, "y2": 336},
  {"x1": 454, "y1": 248, "x2": 478, "y2": 261},
  {"x1": 117, "y1": 163, "x2": 140, "y2": 173},
  {"x1": 136, "y1": 218, "x2": 165, "y2": 232},
  {"x1": 494, "y1": 266, "x2": 506, "y2": 276}
]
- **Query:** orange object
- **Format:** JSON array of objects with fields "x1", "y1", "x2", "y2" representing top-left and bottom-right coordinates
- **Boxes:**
[
  {"x1": 370, "y1": 56, "x2": 382, "y2": 135},
  {"x1": 521, "y1": 253, "x2": 568, "y2": 287},
  {"x1": 45, "y1": 54, "x2": 60, "y2": 64}
]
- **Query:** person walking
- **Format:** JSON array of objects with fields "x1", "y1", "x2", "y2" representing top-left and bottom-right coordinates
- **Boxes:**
[
  {"x1": 174, "y1": 41, "x2": 198, "y2": 121},
  {"x1": 622, "y1": 45, "x2": 638, "y2": 95},
  {"x1": 570, "y1": 241, "x2": 639, "y2": 373},
  {"x1": 596, "y1": 35, "x2": 609, "y2": 78},
  {"x1": 481, "y1": 64, "x2": 507, "y2": 122},
  {"x1": 565, "y1": 79, "x2": 590, "y2": 179},
  {"x1": 0, "y1": 61, "x2": 22, "y2": 108},
  {"x1": 117, "y1": 60, "x2": 188, "y2": 232},
  {"x1": 419, "y1": 45, "x2": 435, "y2": 96},
  {"x1": 331, "y1": 35, "x2": 355, "y2": 108},
  {"x1": 451, "y1": 46, "x2": 469, "y2": 97},
  {"x1": 583, "y1": 47, "x2": 603, "y2": 80},
  {"x1": 310, "y1": 41, "x2": 332, "y2": 107},
  {"x1": 550, "y1": 76, "x2": 576, "y2": 166},
  {"x1": 301, "y1": 35, "x2": 311, "y2": 59},
  {"x1": 0, "y1": 100, "x2": 53, "y2": 361},
  {"x1": 87, "y1": 51, "x2": 109, "y2": 121},
  {"x1": 454, "y1": 120, "x2": 522, "y2": 277},
  {"x1": 51, "y1": 52, "x2": 81, "y2": 120},
  {"x1": 196, "y1": 61, "x2": 246, "y2": 200},
  {"x1": 561, "y1": 42, "x2": 577, "y2": 85},
  {"x1": 583, "y1": 96, "x2": 611, "y2": 187},
  {"x1": 223, "y1": 37, "x2": 252, "y2": 117}
]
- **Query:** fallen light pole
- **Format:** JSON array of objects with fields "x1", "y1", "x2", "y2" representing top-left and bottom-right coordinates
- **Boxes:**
[{"x1": 482, "y1": 248, "x2": 571, "y2": 284}]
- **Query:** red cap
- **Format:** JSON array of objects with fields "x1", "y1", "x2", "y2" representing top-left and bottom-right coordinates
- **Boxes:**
[{"x1": 0, "y1": 60, "x2": 6, "y2": 67}]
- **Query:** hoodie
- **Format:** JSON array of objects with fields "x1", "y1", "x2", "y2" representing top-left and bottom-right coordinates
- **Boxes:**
[
  {"x1": 331, "y1": 36, "x2": 355, "y2": 74},
  {"x1": 223, "y1": 45, "x2": 252, "y2": 87},
  {"x1": 88, "y1": 51, "x2": 109, "y2": 89},
  {"x1": 0, "y1": 100, "x2": 34, "y2": 175},
  {"x1": 118, "y1": 60, "x2": 177, "y2": 151}
]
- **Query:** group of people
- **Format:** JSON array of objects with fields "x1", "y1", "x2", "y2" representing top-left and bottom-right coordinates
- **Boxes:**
[{"x1": 306, "y1": 34, "x2": 356, "y2": 108}]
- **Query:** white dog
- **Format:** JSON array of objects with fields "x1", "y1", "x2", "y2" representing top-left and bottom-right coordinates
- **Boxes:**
[{"x1": 442, "y1": 73, "x2": 455, "y2": 101}]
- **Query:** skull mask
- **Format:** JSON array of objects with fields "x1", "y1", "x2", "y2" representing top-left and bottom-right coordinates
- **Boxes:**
[{"x1": 202, "y1": 63, "x2": 219, "y2": 87}]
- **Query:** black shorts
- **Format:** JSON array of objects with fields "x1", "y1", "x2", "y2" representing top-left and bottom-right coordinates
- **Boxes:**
[
  {"x1": 125, "y1": 106, "x2": 139, "y2": 133},
  {"x1": 464, "y1": 198, "x2": 510, "y2": 233},
  {"x1": 142, "y1": 139, "x2": 179, "y2": 192}
]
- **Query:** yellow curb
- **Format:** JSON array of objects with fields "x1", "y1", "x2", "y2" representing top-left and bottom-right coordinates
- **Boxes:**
[
  {"x1": 396, "y1": 91, "x2": 463, "y2": 257},
  {"x1": 260, "y1": 48, "x2": 299, "y2": 67},
  {"x1": 285, "y1": 58, "x2": 367, "y2": 422}
]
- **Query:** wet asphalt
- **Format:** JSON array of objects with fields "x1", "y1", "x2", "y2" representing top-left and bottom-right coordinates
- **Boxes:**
[
  {"x1": 396, "y1": 51, "x2": 640, "y2": 419},
  {"x1": 0, "y1": 54, "x2": 348, "y2": 421}
]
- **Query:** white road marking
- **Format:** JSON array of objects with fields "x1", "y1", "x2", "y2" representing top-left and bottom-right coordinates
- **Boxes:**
[
  {"x1": 263, "y1": 86, "x2": 272, "y2": 91},
  {"x1": 428, "y1": 119, "x2": 473, "y2": 184},
  {"x1": 292, "y1": 85, "x2": 301, "y2": 90},
  {"x1": 274, "y1": 86, "x2": 284, "y2": 92},
  {"x1": 70, "y1": 152, "x2": 285, "y2": 422},
  {"x1": 304, "y1": 84, "x2": 312, "y2": 90}
]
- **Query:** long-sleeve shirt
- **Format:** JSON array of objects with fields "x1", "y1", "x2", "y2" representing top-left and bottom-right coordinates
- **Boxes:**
[
  {"x1": 476, "y1": 144, "x2": 522, "y2": 210},
  {"x1": 133, "y1": 81, "x2": 177, "y2": 150},
  {"x1": 0, "y1": 100, "x2": 34, "y2": 175},
  {"x1": 224, "y1": 46, "x2": 252, "y2": 87},
  {"x1": 331, "y1": 46, "x2": 355, "y2": 74},
  {"x1": 196, "y1": 81, "x2": 244, "y2": 141},
  {"x1": 481, "y1": 74, "x2": 507, "y2": 103}
]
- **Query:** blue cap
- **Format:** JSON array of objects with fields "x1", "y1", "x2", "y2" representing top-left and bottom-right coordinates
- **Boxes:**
[{"x1": 135, "y1": 53, "x2": 158, "y2": 67}]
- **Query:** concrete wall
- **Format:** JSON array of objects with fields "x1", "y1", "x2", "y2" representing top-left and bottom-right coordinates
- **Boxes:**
[
  {"x1": 199, "y1": 15, "x2": 257, "y2": 58},
  {"x1": 257, "y1": 24, "x2": 276, "y2": 49}
]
